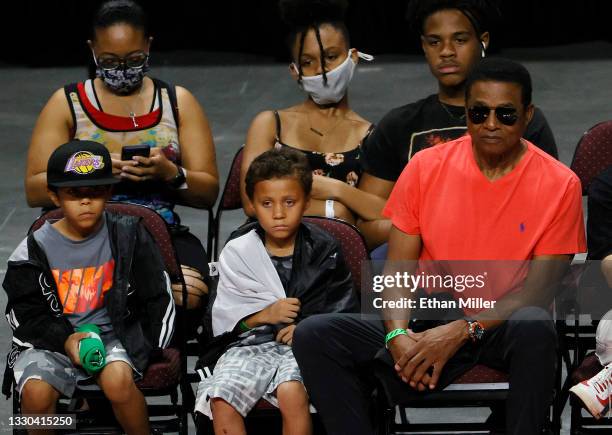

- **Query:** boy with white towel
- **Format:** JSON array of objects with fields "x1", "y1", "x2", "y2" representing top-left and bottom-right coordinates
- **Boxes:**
[{"x1": 195, "y1": 148, "x2": 358, "y2": 435}]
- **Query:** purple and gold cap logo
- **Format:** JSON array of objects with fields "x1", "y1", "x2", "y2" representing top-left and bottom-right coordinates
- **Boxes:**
[{"x1": 64, "y1": 151, "x2": 105, "y2": 175}]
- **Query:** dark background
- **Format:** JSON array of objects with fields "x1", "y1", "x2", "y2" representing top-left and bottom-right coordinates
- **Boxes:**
[{"x1": 3, "y1": 0, "x2": 612, "y2": 67}]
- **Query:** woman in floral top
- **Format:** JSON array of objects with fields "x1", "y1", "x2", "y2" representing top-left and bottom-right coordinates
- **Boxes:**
[{"x1": 240, "y1": 0, "x2": 385, "y2": 235}]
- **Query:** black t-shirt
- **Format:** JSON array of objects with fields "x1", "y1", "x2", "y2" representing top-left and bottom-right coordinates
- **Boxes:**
[
  {"x1": 269, "y1": 254, "x2": 293, "y2": 291},
  {"x1": 587, "y1": 166, "x2": 612, "y2": 260},
  {"x1": 360, "y1": 94, "x2": 559, "y2": 181}
]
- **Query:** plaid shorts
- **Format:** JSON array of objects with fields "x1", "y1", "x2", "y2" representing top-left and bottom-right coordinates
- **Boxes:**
[
  {"x1": 195, "y1": 341, "x2": 306, "y2": 418},
  {"x1": 13, "y1": 333, "x2": 137, "y2": 399}
]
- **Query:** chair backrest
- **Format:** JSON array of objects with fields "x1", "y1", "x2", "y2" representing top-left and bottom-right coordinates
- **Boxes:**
[
  {"x1": 29, "y1": 202, "x2": 182, "y2": 281},
  {"x1": 213, "y1": 146, "x2": 245, "y2": 260},
  {"x1": 570, "y1": 120, "x2": 612, "y2": 195},
  {"x1": 219, "y1": 146, "x2": 244, "y2": 211},
  {"x1": 303, "y1": 216, "x2": 369, "y2": 294}
]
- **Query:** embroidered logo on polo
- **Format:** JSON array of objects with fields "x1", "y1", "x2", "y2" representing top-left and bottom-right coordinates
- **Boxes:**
[{"x1": 64, "y1": 151, "x2": 105, "y2": 175}]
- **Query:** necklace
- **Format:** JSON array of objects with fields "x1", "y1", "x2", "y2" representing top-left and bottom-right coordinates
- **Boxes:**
[
  {"x1": 439, "y1": 100, "x2": 466, "y2": 121},
  {"x1": 120, "y1": 82, "x2": 146, "y2": 128},
  {"x1": 305, "y1": 109, "x2": 345, "y2": 137}
]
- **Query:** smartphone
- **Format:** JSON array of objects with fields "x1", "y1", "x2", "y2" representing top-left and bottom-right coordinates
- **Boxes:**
[{"x1": 121, "y1": 144, "x2": 150, "y2": 161}]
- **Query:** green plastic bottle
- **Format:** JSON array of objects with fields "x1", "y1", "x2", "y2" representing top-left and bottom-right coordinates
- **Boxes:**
[{"x1": 77, "y1": 324, "x2": 106, "y2": 375}]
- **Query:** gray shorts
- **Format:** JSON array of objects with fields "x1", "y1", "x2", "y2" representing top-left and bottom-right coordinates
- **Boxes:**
[
  {"x1": 195, "y1": 341, "x2": 307, "y2": 418},
  {"x1": 13, "y1": 333, "x2": 137, "y2": 399}
]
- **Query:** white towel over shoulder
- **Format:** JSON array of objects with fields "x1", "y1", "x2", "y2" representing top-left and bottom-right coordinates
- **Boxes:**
[{"x1": 212, "y1": 229, "x2": 285, "y2": 336}]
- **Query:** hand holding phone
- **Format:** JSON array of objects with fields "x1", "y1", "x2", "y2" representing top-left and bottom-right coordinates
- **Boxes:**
[
  {"x1": 121, "y1": 144, "x2": 150, "y2": 162},
  {"x1": 117, "y1": 146, "x2": 177, "y2": 183}
]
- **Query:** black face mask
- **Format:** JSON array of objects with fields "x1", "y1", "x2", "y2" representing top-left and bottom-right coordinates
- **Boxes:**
[{"x1": 95, "y1": 60, "x2": 149, "y2": 95}]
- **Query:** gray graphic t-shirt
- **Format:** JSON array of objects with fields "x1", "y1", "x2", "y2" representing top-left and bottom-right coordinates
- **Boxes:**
[{"x1": 34, "y1": 217, "x2": 113, "y2": 332}]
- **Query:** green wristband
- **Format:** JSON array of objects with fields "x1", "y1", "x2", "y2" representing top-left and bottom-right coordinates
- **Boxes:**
[
  {"x1": 239, "y1": 320, "x2": 251, "y2": 332},
  {"x1": 385, "y1": 328, "x2": 407, "y2": 346}
]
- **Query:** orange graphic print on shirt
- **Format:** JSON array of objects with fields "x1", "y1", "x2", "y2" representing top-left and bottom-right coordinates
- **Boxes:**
[{"x1": 52, "y1": 259, "x2": 115, "y2": 314}]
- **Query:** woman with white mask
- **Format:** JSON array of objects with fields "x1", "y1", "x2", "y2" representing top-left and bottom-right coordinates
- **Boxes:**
[{"x1": 240, "y1": 0, "x2": 386, "y2": 232}]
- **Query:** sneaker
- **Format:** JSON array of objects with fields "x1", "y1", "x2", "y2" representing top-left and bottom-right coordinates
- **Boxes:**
[{"x1": 570, "y1": 364, "x2": 612, "y2": 419}]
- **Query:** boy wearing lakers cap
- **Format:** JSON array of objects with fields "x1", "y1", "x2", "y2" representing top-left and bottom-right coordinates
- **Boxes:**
[{"x1": 3, "y1": 140, "x2": 174, "y2": 434}]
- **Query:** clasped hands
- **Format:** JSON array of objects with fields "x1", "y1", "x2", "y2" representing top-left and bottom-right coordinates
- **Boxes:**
[{"x1": 387, "y1": 320, "x2": 468, "y2": 391}]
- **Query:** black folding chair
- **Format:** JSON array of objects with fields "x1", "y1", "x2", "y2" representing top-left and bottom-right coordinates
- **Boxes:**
[{"x1": 213, "y1": 146, "x2": 244, "y2": 260}]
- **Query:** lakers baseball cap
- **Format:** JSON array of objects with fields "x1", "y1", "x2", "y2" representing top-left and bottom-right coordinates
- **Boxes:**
[{"x1": 47, "y1": 140, "x2": 120, "y2": 188}]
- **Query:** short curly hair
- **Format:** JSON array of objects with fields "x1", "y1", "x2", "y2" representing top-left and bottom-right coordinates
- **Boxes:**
[
  {"x1": 465, "y1": 57, "x2": 532, "y2": 107},
  {"x1": 245, "y1": 148, "x2": 313, "y2": 200},
  {"x1": 406, "y1": 0, "x2": 499, "y2": 37}
]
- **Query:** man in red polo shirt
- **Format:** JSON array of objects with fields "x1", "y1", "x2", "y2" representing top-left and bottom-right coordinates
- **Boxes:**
[{"x1": 294, "y1": 58, "x2": 586, "y2": 435}]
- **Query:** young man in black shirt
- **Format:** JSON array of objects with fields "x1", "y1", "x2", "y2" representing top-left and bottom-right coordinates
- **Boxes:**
[{"x1": 358, "y1": 0, "x2": 558, "y2": 253}]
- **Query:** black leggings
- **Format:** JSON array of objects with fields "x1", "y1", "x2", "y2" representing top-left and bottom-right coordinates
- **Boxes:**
[
  {"x1": 171, "y1": 230, "x2": 210, "y2": 343},
  {"x1": 171, "y1": 229, "x2": 210, "y2": 287}
]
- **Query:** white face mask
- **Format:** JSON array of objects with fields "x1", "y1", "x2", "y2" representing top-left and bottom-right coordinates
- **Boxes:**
[{"x1": 294, "y1": 50, "x2": 374, "y2": 105}]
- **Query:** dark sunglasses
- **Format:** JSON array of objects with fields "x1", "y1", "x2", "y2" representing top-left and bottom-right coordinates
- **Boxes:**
[
  {"x1": 467, "y1": 105, "x2": 519, "y2": 126},
  {"x1": 95, "y1": 51, "x2": 149, "y2": 71}
]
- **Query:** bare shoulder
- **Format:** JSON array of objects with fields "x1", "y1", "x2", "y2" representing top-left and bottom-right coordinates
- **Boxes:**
[
  {"x1": 34, "y1": 87, "x2": 73, "y2": 130},
  {"x1": 174, "y1": 86, "x2": 210, "y2": 127},
  {"x1": 249, "y1": 110, "x2": 277, "y2": 132},
  {"x1": 244, "y1": 112, "x2": 277, "y2": 172},
  {"x1": 46, "y1": 87, "x2": 72, "y2": 114},
  {"x1": 244, "y1": 110, "x2": 278, "y2": 154},
  {"x1": 175, "y1": 85, "x2": 200, "y2": 107},
  {"x1": 49, "y1": 86, "x2": 69, "y2": 102},
  {"x1": 345, "y1": 110, "x2": 372, "y2": 137}
]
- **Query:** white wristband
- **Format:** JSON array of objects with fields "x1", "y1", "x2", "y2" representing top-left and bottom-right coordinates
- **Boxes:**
[{"x1": 325, "y1": 199, "x2": 335, "y2": 218}]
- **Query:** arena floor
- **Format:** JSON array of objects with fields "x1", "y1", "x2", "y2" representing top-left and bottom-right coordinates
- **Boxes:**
[{"x1": 1, "y1": 41, "x2": 612, "y2": 433}]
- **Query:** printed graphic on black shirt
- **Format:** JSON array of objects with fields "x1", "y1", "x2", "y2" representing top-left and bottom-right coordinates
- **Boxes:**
[{"x1": 408, "y1": 126, "x2": 467, "y2": 160}]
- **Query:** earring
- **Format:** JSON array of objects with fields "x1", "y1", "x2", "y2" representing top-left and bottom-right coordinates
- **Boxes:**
[{"x1": 481, "y1": 42, "x2": 486, "y2": 58}]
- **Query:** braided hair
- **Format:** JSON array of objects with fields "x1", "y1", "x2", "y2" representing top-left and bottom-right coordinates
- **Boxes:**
[{"x1": 279, "y1": 0, "x2": 349, "y2": 85}]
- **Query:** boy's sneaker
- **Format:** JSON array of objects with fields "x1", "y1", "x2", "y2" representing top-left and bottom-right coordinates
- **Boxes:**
[{"x1": 570, "y1": 364, "x2": 612, "y2": 419}]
